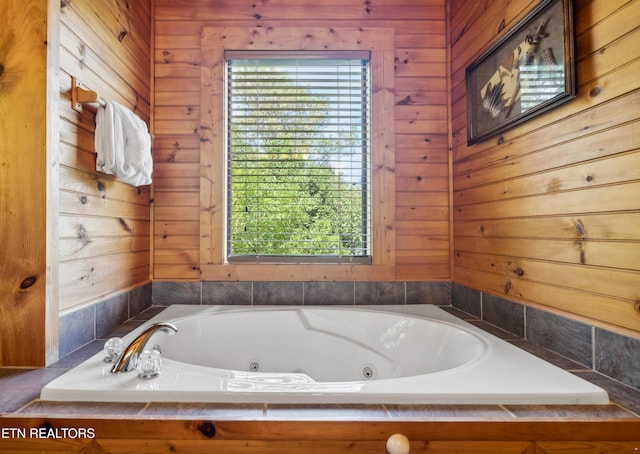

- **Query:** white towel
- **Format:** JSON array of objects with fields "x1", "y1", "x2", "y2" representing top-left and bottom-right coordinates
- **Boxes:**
[{"x1": 95, "y1": 100, "x2": 152, "y2": 186}]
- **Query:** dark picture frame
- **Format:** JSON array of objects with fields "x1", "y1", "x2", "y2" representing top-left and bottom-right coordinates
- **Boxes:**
[{"x1": 465, "y1": 0, "x2": 576, "y2": 145}]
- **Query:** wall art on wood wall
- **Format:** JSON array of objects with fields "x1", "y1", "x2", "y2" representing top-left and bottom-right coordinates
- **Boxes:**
[{"x1": 465, "y1": 0, "x2": 576, "y2": 145}]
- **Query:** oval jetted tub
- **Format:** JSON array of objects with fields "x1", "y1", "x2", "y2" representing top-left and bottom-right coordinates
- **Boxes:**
[{"x1": 41, "y1": 305, "x2": 609, "y2": 405}]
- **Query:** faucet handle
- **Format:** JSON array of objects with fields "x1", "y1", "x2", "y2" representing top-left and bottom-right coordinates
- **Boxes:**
[
  {"x1": 103, "y1": 337, "x2": 125, "y2": 363},
  {"x1": 137, "y1": 349, "x2": 163, "y2": 379}
]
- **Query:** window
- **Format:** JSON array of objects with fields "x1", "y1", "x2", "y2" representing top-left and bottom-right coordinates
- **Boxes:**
[
  {"x1": 225, "y1": 52, "x2": 371, "y2": 263},
  {"x1": 199, "y1": 26, "x2": 395, "y2": 280}
]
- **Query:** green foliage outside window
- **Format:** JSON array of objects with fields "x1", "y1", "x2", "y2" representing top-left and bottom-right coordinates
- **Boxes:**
[{"x1": 227, "y1": 58, "x2": 369, "y2": 258}]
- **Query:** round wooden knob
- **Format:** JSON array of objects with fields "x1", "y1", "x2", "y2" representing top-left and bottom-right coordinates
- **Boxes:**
[{"x1": 386, "y1": 433, "x2": 410, "y2": 454}]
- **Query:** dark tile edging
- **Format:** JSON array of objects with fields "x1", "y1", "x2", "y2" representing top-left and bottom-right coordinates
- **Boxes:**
[
  {"x1": 152, "y1": 280, "x2": 452, "y2": 306},
  {"x1": 451, "y1": 283, "x2": 640, "y2": 394},
  {"x1": 58, "y1": 282, "x2": 152, "y2": 359}
]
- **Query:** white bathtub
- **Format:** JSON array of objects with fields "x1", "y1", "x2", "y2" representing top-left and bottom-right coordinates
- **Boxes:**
[{"x1": 41, "y1": 305, "x2": 609, "y2": 405}]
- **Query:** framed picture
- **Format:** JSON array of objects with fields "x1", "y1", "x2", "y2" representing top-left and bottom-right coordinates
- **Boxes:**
[{"x1": 465, "y1": 0, "x2": 576, "y2": 145}]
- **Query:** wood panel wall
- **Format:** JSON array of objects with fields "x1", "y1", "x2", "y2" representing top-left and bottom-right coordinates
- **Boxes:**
[
  {"x1": 58, "y1": 0, "x2": 152, "y2": 312},
  {"x1": 153, "y1": 0, "x2": 450, "y2": 281},
  {"x1": 0, "y1": 0, "x2": 57, "y2": 367},
  {"x1": 450, "y1": 0, "x2": 640, "y2": 335}
]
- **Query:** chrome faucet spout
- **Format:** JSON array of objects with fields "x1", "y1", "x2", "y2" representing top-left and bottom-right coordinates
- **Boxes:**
[{"x1": 110, "y1": 322, "x2": 177, "y2": 374}]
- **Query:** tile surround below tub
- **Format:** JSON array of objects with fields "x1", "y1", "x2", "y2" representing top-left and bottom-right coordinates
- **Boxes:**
[
  {"x1": 265, "y1": 404, "x2": 388, "y2": 420},
  {"x1": 203, "y1": 281, "x2": 252, "y2": 305},
  {"x1": 304, "y1": 281, "x2": 354, "y2": 305},
  {"x1": 452, "y1": 283, "x2": 595, "y2": 368},
  {"x1": 504, "y1": 403, "x2": 635, "y2": 419},
  {"x1": 96, "y1": 293, "x2": 129, "y2": 339},
  {"x1": 451, "y1": 283, "x2": 640, "y2": 397},
  {"x1": 482, "y1": 293, "x2": 524, "y2": 338},
  {"x1": 58, "y1": 305, "x2": 95, "y2": 359},
  {"x1": 507, "y1": 339, "x2": 589, "y2": 371},
  {"x1": 152, "y1": 281, "x2": 201, "y2": 305},
  {"x1": 595, "y1": 328, "x2": 640, "y2": 390},
  {"x1": 253, "y1": 281, "x2": 303, "y2": 305},
  {"x1": 59, "y1": 283, "x2": 153, "y2": 360},
  {"x1": 355, "y1": 281, "x2": 405, "y2": 305},
  {"x1": 19, "y1": 400, "x2": 147, "y2": 417},
  {"x1": 142, "y1": 402, "x2": 265, "y2": 419},
  {"x1": 129, "y1": 283, "x2": 153, "y2": 315},
  {"x1": 385, "y1": 404, "x2": 514, "y2": 420},
  {"x1": 407, "y1": 281, "x2": 451, "y2": 305},
  {"x1": 465, "y1": 319, "x2": 521, "y2": 340},
  {"x1": 451, "y1": 283, "x2": 481, "y2": 317},
  {"x1": 577, "y1": 371, "x2": 640, "y2": 416},
  {"x1": 132, "y1": 305, "x2": 168, "y2": 320},
  {"x1": 154, "y1": 280, "x2": 450, "y2": 306},
  {"x1": 48, "y1": 340, "x2": 105, "y2": 369},
  {"x1": 0, "y1": 368, "x2": 68, "y2": 413},
  {"x1": 526, "y1": 307, "x2": 593, "y2": 368}
]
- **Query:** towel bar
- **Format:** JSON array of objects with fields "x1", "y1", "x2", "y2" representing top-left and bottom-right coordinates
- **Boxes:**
[{"x1": 71, "y1": 76, "x2": 106, "y2": 111}]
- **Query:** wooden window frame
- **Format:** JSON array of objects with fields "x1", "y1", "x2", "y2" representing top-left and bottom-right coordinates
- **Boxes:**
[{"x1": 200, "y1": 27, "x2": 395, "y2": 281}]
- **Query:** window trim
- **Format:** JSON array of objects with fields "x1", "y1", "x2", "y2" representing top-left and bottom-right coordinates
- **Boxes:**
[{"x1": 200, "y1": 27, "x2": 395, "y2": 281}]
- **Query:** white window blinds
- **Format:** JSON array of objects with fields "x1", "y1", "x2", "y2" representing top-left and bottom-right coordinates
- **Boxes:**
[{"x1": 225, "y1": 51, "x2": 371, "y2": 263}]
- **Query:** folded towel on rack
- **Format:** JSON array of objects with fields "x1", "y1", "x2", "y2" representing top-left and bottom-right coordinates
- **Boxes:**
[{"x1": 95, "y1": 100, "x2": 152, "y2": 186}]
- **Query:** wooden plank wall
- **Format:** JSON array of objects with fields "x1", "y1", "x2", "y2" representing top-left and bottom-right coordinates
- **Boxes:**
[
  {"x1": 450, "y1": 0, "x2": 640, "y2": 334},
  {"x1": 0, "y1": 0, "x2": 52, "y2": 367},
  {"x1": 153, "y1": 0, "x2": 450, "y2": 281},
  {"x1": 58, "y1": 0, "x2": 152, "y2": 312}
]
